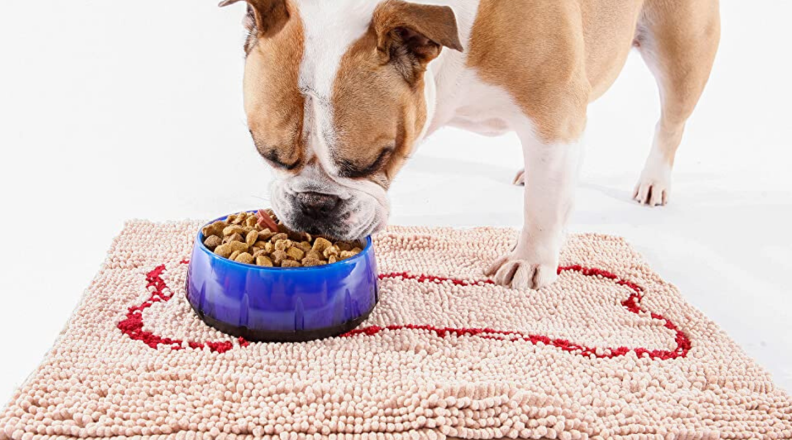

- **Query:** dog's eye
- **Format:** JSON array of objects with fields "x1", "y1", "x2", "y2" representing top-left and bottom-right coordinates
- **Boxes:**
[
  {"x1": 260, "y1": 148, "x2": 300, "y2": 170},
  {"x1": 252, "y1": 136, "x2": 301, "y2": 170},
  {"x1": 337, "y1": 147, "x2": 394, "y2": 179}
]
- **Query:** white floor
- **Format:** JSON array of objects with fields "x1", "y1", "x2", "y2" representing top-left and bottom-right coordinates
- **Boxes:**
[{"x1": 0, "y1": 1, "x2": 790, "y2": 402}]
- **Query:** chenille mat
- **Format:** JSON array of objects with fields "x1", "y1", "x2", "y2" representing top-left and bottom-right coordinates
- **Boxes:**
[{"x1": 1, "y1": 221, "x2": 790, "y2": 440}]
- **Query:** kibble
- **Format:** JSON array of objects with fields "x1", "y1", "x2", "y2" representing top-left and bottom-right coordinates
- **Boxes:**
[
  {"x1": 200, "y1": 210, "x2": 365, "y2": 268},
  {"x1": 312, "y1": 237, "x2": 332, "y2": 253},
  {"x1": 245, "y1": 230, "x2": 258, "y2": 247},
  {"x1": 203, "y1": 235, "x2": 222, "y2": 251},
  {"x1": 286, "y1": 247, "x2": 305, "y2": 261}
]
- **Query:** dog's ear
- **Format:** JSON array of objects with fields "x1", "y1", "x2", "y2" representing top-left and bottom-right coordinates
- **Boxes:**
[
  {"x1": 373, "y1": 0, "x2": 463, "y2": 84},
  {"x1": 219, "y1": 0, "x2": 289, "y2": 38}
]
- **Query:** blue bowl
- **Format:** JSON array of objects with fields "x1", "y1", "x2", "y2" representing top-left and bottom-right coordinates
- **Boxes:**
[{"x1": 186, "y1": 214, "x2": 379, "y2": 343}]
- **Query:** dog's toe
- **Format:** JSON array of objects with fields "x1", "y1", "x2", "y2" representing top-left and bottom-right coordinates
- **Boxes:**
[
  {"x1": 513, "y1": 169, "x2": 526, "y2": 186},
  {"x1": 633, "y1": 179, "x2": 670, "y2": 206},
  {"x1": 487, "y1": 253, "x2": 558, "y2": 290}
]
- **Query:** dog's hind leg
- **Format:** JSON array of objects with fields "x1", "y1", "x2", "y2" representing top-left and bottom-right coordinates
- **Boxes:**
[{"x1": 633, "y1": 0, "x2": 720, "y2": 206}]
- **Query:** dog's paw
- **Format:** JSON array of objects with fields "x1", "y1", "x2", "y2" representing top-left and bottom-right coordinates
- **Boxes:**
[
  {"x1": 513, "y1": 169, "x2": 525, "y2": 186},
  {"x1": 633, "y1": 176, "x2": 670, "y2": 206},
  {"x1": 633, "y1": 159, "x2": 672, "y2": 206},
  {"x1": 486, "y1": 253, "x2": 558, "y2": 290}
]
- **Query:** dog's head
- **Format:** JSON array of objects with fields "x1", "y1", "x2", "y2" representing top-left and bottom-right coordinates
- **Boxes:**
[{"x1": 221, "y1": 0, "x2": 462, "y2": 240}]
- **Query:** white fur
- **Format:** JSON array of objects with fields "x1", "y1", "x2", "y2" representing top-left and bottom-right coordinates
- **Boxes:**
[{"x1": 297, "y1": 0, "x2": 386, "y2": 174}]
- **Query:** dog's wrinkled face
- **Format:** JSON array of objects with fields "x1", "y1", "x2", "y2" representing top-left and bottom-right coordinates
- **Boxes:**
[{"x1": 222, "y1": 0, "x2": 461, "y2": 240}]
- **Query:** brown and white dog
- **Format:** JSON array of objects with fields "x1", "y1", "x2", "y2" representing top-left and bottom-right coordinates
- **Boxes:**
[{"x1": 220, "y1": 0, "x2": 720, "y2": 290}]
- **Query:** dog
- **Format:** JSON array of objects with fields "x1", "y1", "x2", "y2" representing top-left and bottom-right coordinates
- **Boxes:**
[{"x1": 219, "y1": 0, "x2": 720, "y2": 290}]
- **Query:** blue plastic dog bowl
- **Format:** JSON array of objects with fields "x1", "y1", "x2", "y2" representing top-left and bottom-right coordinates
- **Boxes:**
[{"x1": 186, "y1": 215, "x2": 379, "y2": 343}]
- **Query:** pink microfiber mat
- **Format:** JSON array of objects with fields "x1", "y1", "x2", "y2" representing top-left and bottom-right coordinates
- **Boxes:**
[{"x1": 1, "y1": 221, "x2": 790, "y2": 440}]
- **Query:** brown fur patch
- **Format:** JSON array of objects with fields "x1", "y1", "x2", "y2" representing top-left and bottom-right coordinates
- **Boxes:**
[
  {"x1": 579, "y1": 0, "x2": 645, "y2": 100},
  {"x1": 466, "y1": 0, "x2": 719, "y2": 145},
  {"x1": 329, "y1": 0, "x2": 461, "y2": 186},
  {"x1": 331, "y1": 26, "x2": 427, "y2": 186},
  {"x1": 468, "y1": 1, "x2": 592, "y2": 144},
  {"x1": 373, "y1": 0, "x2": 463, "y2": 83},
  {"x1": 243, "y1": 1, "x2": 305, "y2": 171}
]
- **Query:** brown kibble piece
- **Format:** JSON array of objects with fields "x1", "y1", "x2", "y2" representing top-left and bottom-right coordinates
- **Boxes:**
[
  {"x1": 340, "y1": 251, "x2": 356, "y2": 259},
  {"x1": 245, "y1": 230, "x2": 258, "y2": 247},
  {"x1": 298, "y1": 241, "x2": 312, "y2": 253},
  {"x1": 302, "y1": 258, "x2": 326, "y2": 267},
  {"x1": 271, "y1": 233, "x2": 288, "y2": 243},
  {"x1": 229, "y1": 251, "x2": 241, "y2": 261},
  {"x1": 258, "y1": 229, "x2": 275, "y2": 241},
  {"x1": 245, "y1": 215, "x2": 258, "y2": 228},
  {"x1": 336, "y1": 241, "x2": 353, "y2": 252},
  {"x1": 223, "y1": 225, "x2": 247, "y2": 237},
  {"x1": 323, "y1": 245, "x2": 339, "y2": 259},
  {"x1": 274, "y1": 239, "x2": 292, "y2": 251},
  {"x1": 203, "y1": 235, "x2": 222, "y2": 251},
  {"x1": 223, "y1": 233, "x2": 244, "y2": 244},
  {"x1": 271, "y1": 250, "x2": 288, "y2": 266},
  {"x1": 235, "y1": 252, "x2": 254, "y2": 265},
  {"x1": 312, "y1": 237, "x2": 332, "y2": 253},
  {"x1": 281, "y1": 260, "x2": 301, "y2": 268},
  {"x1": 256, "y1": 255, "x2": 273, "y2": 267},
  {"x1": 213, "y1": 244, "x2": 233, "y2": 258},
  {"x1": 286, "y1": 247, "x2": 305, "y2": 261},
  {"x1": 328, "y1": 255, "x2": 338, "y2": 264},
  {"x1": 214, "y1": 241, "x2": 248, "y2": 258},
  {"x1": 306, "y1": 250, "x2": 323, "y2": 261},
  {"x1": 202, "y1": 221, "x2": 226, "y2": 238}
]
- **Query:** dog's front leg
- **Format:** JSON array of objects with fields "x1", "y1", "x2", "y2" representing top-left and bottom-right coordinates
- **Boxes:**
[{"x1": 487, "y1": 129, "x2": 582, "y2": 290}]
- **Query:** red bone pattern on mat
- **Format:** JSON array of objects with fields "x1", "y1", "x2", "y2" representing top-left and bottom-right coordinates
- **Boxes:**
[
  {"x1": 118, "y1": 262, "x2": 691, "y2": 359},
  {"x1": 348, "y1": 267, "x2": 691, "y2": 360},
  {"x1": 117, "y1": 261, "x2": 250, "y2": 354}
]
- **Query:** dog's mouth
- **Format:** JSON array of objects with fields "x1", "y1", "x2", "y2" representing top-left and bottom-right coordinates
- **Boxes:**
[
  {"x1": 283, "y1": 206, "x2": 380, "y2": 241},
  {"x1": 270, "y1": 178, "x2": 389, "y2": 241}
]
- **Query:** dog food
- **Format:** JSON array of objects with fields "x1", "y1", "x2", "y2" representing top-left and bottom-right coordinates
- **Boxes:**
[{"x1": 201, "y1": 210, "x2": 364, "y2": 267}]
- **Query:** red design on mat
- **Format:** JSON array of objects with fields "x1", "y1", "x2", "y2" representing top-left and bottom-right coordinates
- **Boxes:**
[
  {"x1": 345, "y1": 266, "x2": 690, "y2": 360},
  {"x1": 117, "y1": 262, "x2": 248, "y2": 354},
  {"x1": 119, "y1": 263, "x2": 690, "y2": 360}
]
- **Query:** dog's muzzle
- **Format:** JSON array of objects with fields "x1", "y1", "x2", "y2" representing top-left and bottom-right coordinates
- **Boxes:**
[{"x1": 271, "y1": 174, "x2": 388, "y2": 241}]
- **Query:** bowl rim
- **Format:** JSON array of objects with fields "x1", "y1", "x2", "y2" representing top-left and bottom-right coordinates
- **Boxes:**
[{"x1": 195, "y1": 211, "x2": 374, "y2": 272}]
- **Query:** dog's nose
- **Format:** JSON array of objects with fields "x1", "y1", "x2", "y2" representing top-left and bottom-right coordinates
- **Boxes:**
[{"x1": 297, "y1": 192, "x2": 341, "y2": 218}]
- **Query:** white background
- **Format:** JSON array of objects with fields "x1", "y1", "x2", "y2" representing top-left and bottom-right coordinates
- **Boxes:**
[{"x1": 0, "y1": 1, "x2": 790, "y2": 400}]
